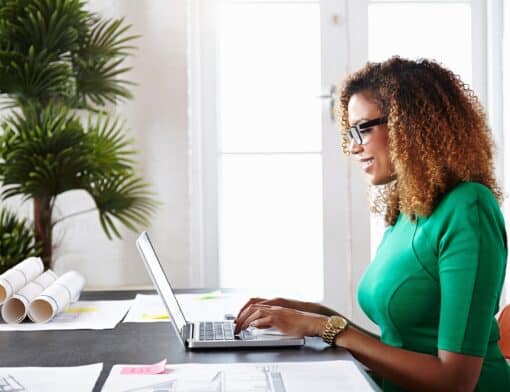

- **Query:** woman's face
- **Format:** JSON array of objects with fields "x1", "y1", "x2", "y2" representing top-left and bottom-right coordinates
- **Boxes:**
[{"x1": 347, "y1": 92, "x2": 395, "y2": 185}]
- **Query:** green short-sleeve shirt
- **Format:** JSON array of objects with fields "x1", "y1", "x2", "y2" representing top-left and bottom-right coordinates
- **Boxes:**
[{"x1": 358, "y1": 182, "x2": 510, "y2": 391}]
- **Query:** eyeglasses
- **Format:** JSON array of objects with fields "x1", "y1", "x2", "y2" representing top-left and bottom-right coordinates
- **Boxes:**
[{"x1": 347, "y1": 117, "x2": 387, "y2": 145}]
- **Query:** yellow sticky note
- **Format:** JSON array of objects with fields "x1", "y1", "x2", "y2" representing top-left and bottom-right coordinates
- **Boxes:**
[
  {"x1": 65, "y1": 307, "x2": 98, "y2": 313},
  {"x1": 141, "y1": 313, "x2": 170, "y2": 320}
]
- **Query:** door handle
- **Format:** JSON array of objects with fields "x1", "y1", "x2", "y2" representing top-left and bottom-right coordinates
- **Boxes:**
[{"x1": 315, "y1": 85, "x2": 338, "y2": 121}]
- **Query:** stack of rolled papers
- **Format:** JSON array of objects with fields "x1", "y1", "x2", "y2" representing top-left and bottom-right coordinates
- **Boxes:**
[{"x1": 0, "y1": 257, "x2": 85, "y2": 324}]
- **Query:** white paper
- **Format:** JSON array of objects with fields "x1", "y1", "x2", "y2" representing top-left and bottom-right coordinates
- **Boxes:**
[
  {"x1": 0, "y1": 300, "x2": 131, "y2": 331},
  {"x1": 122, "y1": 294, "x2": 306, "y2": 337},
  {"x1": 27, "y1": 270, "x2": 85, "y2": 323},
  {"x1": 102, "y1": 360, "x2": 375, "y2": 392},
  {"x1": 123, "y1": 292, "x2": 248, "y2": 323},
  {"x1": 1, "y1": 270, "x2": 58, "y2": 323},
  {"x1": 123, "y1": 294, "x2": 170, "y2": 322},
  {"x1": 0, "y1": 363, "x2": 102, "y2": 392},
  {"x1": 0, "y1": 257, "x2": 44, "y2": 304},
  {"x1": 175, "y1": 292, "x2": 248, "y2": 322}
]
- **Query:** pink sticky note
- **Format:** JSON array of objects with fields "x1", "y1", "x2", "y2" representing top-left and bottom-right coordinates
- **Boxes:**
[{"x1": 120, "y1": 359, "x2": 168, "y2": 375}]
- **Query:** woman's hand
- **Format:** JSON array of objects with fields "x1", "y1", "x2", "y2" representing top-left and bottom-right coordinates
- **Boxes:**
[
  {"x1": 236, "y1": 297, "x2": 304, "y2": 320},
  {"x1": 234, "y1": 297, "x2": 310, "y2": 332},
  {"x1": 234, "y1": 303, "x2": 328, "y2": 338}
]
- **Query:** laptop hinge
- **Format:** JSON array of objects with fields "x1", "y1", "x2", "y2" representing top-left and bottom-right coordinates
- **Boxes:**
[{"x1": 182, "y1": 323, "x2": 194, "y2": 341}]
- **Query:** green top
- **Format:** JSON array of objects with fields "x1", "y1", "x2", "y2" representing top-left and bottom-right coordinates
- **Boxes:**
[{"x1": 358, "y1": 182, "x2": 510, "y2": 391}]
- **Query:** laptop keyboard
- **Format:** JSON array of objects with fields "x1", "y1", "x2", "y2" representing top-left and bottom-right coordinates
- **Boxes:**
[{"x1": 198, "y1": 321, "x2": 235, "y2": 341}]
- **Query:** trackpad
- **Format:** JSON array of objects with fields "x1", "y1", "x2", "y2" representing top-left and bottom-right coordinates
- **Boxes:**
[{"x1": 240, "y1": 327, "x2": 289, "y2": 340}]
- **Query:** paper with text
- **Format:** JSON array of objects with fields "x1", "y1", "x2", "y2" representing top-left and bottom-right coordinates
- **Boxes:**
[
  {"x1": 0, "y1": 300, "x2": 131, "y2": 331},
  {"x1": 123, "y1": 292, "x2": 248, "y2": 323},
  {"x1": 102, "y1": 360, "x2": 375, "y2": 392},
  {"x1": 0, "y1": 363, "x2": 102, "y2": 392},
  {"x1": 123, "y1": 294, "x2": 170, "y2": 323}
]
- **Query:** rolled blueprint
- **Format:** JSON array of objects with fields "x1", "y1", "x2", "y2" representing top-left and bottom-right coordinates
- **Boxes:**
[
  {"x1": 1, "y1": 269, "x2": 58, "y2": 324},
  {"x1": 0, "y1": 257, "x2": 44, "y2": 304},
  {"x1": 27, "y1": 270, "x2": 85, "y2": 323}
]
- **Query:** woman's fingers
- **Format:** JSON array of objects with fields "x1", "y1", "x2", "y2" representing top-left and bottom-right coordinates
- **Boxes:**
[
  {"x1": 235, "y1": 303, "x2": 259, "y2": 333},
  {"x1": 239, "y1": 308, "x2": 269, "y2": 331},
  {"x1": 235, "y1": 297, "x2": 266, "y2": 323},
  {"x1": 249, "y1": 316, "x2": 273, "y2": 329}
]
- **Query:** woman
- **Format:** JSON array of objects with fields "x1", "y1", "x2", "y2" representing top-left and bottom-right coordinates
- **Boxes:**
[{"x1": 234, "y1": 57, "x2": 510, "y2": 391}]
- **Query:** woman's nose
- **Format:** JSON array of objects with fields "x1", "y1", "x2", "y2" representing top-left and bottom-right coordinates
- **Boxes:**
[{"x1": 349, "y1": 140, "x2": 363, "y2": 154}]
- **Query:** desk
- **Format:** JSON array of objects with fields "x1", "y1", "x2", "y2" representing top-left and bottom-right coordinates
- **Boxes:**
[{"x1": 0, "y1": 290, "x2": 380, "y2": 391}]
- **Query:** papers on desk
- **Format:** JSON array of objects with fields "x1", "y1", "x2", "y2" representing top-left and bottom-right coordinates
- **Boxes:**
[
  {"x1": 123, "y1": 294, "x2": 170, "y2": 322},
  {"x1": 176, "y1": 292, "x2": 247, "y2": 321},
  {"x1": 102, "y1": 360, "x2": 374, "y2": 392},
  {"x1": 0, "y1": 300, "x2": 131, "y2": 331},
  {"x1": 123, "y1": 292, "x2": 248, "y2": 323},
  {"x1": 0, "y1": 363, "x2": 102, "y2": 392}
]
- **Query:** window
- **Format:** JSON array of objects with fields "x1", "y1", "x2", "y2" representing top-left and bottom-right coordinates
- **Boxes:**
[
  {"x1": 190, "y1": 0, "x2": 500, "y2": 323},
  {"x1": 366, "y1": 0, "x2": 481, "y2": 257},
  {"x1": 190, "y1": 0, "x2": 343, "y2": 302}
]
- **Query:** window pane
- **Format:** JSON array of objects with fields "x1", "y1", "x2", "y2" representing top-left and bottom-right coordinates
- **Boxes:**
[
  {"x1": 368, "y1": 2, "x2": 472, "y2": 258},
  {"x1": 368, "y1": 3, "x2": 472, "y2": 85},
  {"x1": 219, "y1": 154, "x2": 323, "y2": 300},
  {"x1": 218, "y1": 2, "x2": 321, "y2": 152}
]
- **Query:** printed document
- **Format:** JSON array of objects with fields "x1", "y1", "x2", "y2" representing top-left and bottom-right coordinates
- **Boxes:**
[
  {"x1": 0, "y1": 363, "x2": 102, "y2": 392},
  {"x1": 0, "y1": 300, "x2": 131, "y2": 331},
  {"x1": 123, "y1": 292, "x2": 248, "y2": 323},
  {"x1": 102, "y1": 360, "x2": 375, "y2": 392}
]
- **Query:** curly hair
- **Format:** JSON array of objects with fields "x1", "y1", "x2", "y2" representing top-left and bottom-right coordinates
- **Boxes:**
[{"x1": 336, "y1": 57, "x2": 502, "y2": 226}]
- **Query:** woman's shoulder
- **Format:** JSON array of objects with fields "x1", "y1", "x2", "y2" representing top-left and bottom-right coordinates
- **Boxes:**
[
  {"x1": 423, "y1": 182, "x2": 506, "y2": 245},
  {"x1": 438, "y1": 182, "x2": 499, "y2": 210}
]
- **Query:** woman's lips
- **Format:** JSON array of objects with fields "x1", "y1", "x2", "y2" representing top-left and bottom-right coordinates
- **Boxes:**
[{"x1": 360, "y1": 158, "x2": 374, "y2": 171}]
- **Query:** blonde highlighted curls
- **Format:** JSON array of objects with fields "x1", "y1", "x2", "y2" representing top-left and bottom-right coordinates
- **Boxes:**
[{"x1": 336, "y1": 57, "x2": 502, "y2": 226}]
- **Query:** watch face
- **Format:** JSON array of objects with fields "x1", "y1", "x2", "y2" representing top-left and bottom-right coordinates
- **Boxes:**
[{"x1": 331, "y1": 316, "x2": 347, "y2": 329}]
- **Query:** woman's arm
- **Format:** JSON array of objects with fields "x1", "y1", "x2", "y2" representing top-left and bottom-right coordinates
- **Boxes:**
[
  {"x1": 245, "y1": 305, "x2": 483, "y2": 392},
  {"x1": 336, "y1": 325, "x2": 483, "y2": 392},
  {"x1": 235, "y1": 297, "x2": 379, "y2": 338}
]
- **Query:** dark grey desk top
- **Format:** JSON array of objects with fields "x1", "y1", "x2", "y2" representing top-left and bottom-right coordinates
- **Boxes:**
[{"x1": 0, "y1": 290, "x2": 380, "y2": 391}]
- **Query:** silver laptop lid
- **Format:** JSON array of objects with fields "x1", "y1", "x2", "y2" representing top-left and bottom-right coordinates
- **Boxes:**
[{"x1": 136, "y1": 232, "x2": 188, "y2": 343}]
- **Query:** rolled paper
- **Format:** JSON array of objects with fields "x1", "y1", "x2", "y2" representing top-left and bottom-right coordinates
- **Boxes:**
[
  {"x1": 27, "y1": 271, "x2": 85, "y2": 323},
  {"x1": 0, "y1": 257, "x2": 44, "y2": 304},
  {"x1": 1, "y1": 269, "x2": 58, "y2": 324}
]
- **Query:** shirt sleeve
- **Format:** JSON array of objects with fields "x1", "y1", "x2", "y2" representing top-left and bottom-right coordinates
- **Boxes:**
[{"x1": 437, "y1": 192, "x2": 507, "y2": 356}]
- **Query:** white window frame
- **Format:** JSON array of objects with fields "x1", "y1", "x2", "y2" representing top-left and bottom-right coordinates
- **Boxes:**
[
  {"x1": 188, "y1": 0, "x2": 503, "y2": 320},
  {"x1": 188, "y1": 0, "x2": 371, "y2": 320}
]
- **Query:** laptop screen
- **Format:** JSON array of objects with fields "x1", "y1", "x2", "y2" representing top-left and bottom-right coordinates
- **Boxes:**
[{"x1": 136, "y1": 232, "x2": 187, "y2": 333}]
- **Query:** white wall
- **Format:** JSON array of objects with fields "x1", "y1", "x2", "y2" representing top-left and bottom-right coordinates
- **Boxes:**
[{"x1": 53, "y1": 0, "x2": 190, "y2": 289}]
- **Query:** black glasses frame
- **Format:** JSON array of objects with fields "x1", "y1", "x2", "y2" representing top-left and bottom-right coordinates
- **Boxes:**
[{"x1": 347, "y1": 117, "x2": 387, "y2": 145}]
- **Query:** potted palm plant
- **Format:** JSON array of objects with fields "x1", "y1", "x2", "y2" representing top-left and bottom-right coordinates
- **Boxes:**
[{"x1": 0, "y1": 0, "x2": 157, "y2": 270}]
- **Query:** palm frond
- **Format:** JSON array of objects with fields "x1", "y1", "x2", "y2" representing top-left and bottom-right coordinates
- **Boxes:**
[
  {"x1": 86, "y1": 173, "x2": 158, "y2": 239},
  {"x1": 73, "y1": 16, "x2": 138, "y2": 108},
  {"x1": 84, "y1": 17, "x2": 139, "y2": 58},
  {"x1": 0, "y1": 0, "x2": 87, "y2": 55},
  {"x1": 0, "y1": 207, "x2": 41, "y2": 273},
  {"x1": 85, "y1": 113, "x2": 136, "y2": 172},
  {"x1": 0, "y1": 104, "x2": 90, "y2": 197},
  {"x1": 11, "y1": 45, "x2": 74, "y2": 103}
]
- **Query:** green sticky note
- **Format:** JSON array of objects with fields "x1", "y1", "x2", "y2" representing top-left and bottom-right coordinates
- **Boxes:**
[{"x1": 196, "y1": 290, "x2": 222, "y2": 300}]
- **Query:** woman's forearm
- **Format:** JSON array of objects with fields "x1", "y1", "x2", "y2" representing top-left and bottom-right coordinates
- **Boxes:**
[
  {"x1": 303, "y1": 302, "x2": 379, "y2": 339},
  {"x1": 301, "y1": 301, "x2": 338, "y2": 317},
  {"x1": 336, "y1": 326, "x2": 481, "y2": 392}
]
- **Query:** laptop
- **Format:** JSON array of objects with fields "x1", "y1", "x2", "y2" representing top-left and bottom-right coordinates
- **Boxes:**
[{"x1": 136, "y1": 231, "x2": 305, "y2": 349}]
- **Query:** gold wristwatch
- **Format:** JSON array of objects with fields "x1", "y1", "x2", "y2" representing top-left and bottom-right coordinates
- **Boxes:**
[{"x1": 320, "y1": 315, "x2": 348, "y2": 345}]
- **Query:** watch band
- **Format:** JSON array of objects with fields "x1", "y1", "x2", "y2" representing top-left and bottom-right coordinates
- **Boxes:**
[{"x1": 321, "y1": 315, "x2": 348, "y2": 345}]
